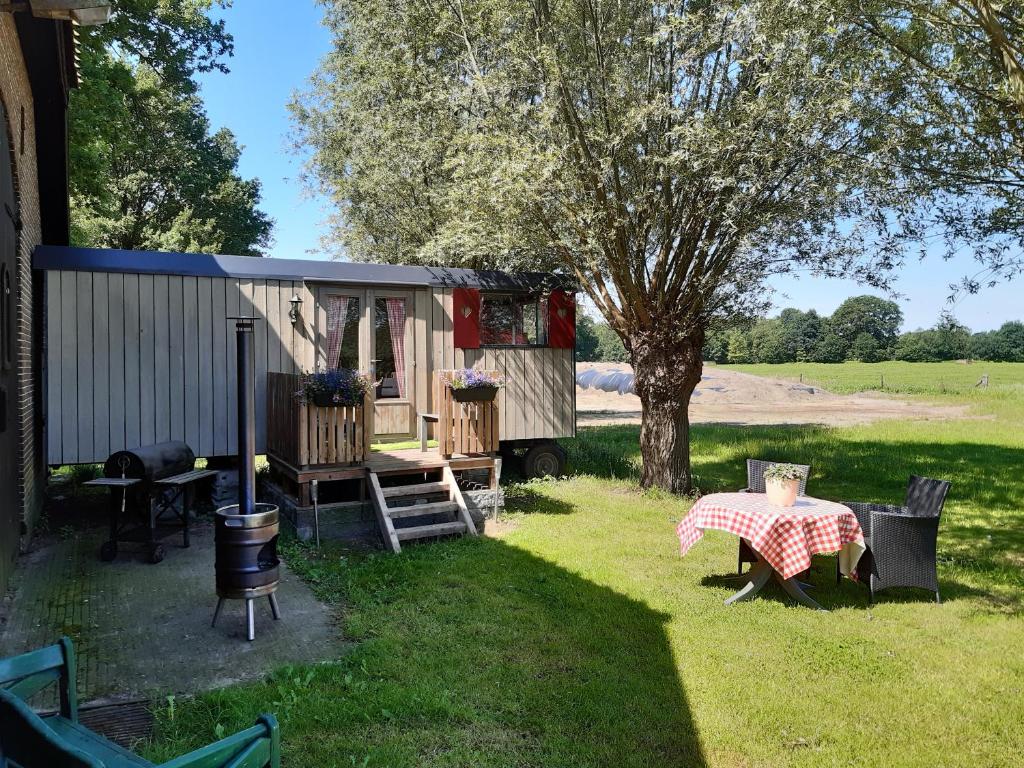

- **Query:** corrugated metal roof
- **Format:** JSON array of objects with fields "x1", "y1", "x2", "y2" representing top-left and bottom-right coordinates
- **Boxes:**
[{"x1": 32, "y1": 246, "x2": 575, "y2": 292}]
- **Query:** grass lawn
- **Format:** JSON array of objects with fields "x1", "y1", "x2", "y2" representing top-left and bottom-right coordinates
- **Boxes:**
[{"x1": 147, "y1": 364, "x2": 1024, "y2": 767}]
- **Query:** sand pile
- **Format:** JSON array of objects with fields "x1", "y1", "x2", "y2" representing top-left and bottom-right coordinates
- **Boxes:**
[{"x1": 575, "y1": 362, "x2": 968, "y2": 427}]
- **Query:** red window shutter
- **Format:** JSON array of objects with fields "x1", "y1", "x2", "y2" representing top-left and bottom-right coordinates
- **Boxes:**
[
  {"x1": 548, "y1": 290, "x2": 576, "y2": 349},
  {"x1": 453, "y1": 288, "x2": 481, "y2": 349}
]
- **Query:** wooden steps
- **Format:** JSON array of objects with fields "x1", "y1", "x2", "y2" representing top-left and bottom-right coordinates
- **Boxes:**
[
  {"x1": 367, "y1": 464, "x2": 479, "y2": 553},
  {"x1": 388, "y1": 501, "x2": 458, "y2": 519},
  {"x1": 396, "y1": 521, "x2": 467, "y2": 541}
]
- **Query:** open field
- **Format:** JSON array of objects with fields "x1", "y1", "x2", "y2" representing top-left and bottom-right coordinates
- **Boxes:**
[
  {"x1": 726, "y1": 360, "x2": 1024, "y2": 396},
  {"x1": 145, "y1": 366, "x2": 1024, "y2": 767},
  {"x1": 576, "y1": 362, "x2": 972, "y2": 427}
]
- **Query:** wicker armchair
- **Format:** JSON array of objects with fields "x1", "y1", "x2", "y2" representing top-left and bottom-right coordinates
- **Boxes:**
[
  {"x1": 737, "y1": 459, "x2": 812, "y2": 574},
  {"x1": 840, "y1": 474, "x2": 951, "y2": 603}
]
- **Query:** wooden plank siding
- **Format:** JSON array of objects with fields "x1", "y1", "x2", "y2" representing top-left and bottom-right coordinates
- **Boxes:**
[
  {"x1": 43, "y1": 273, "x2": 575, "y2": 465},
  {"x1": 44, "y1": 272, "x2": 316, "y2": 465},
  {"x1": 426, "y1": 288, "x2": 574, "y2": 443}
]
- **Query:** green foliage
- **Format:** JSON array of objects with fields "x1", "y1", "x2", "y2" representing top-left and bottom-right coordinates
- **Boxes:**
[
  {"x1": 725, "y1": 329, "x2": 752, "y2": 364},
  {"x1": 575, "y1": 315, "x2": 627, "y2": 362},
  {"x1": 846, "y1": 1, "x2": 1024, "y2": 285},
  {"x1": 70, "y1": 1, "x2": 272, "y2": 255},
  {"x1": 828, "y1": 296, "x2": 903, "y2": 357},
  {"x1": 574, "y1": 315, "x2": 600, "y2": 361},
  {"x1": 893, "y1": 330, "x2": 944, "y2": 362},
  {"x1": 293, "y1": 0, "x2": 1018, "y2": 492},
  {"x1": 969, "y1": 321, "x2": 1024, "y2": 362},
  {"x1": 594, "y1": 324, "x2": 628, "y2": 363},
  {"x1": 150, "y1": 374, "x2": 1024, "y2": 766},
  {"x1": 720, "y1": 302, "x2": 1015, "y2": 365},
  {"x1": 749, "y1": 319, "x2": 789, "y2": 364},
  {"x1": 849, "y1": 332, "x2": 884, "y2": 362}
]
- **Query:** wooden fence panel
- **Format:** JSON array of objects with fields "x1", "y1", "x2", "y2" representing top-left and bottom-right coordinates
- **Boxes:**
[{"x1": 267, "y1": 372, "x2": 370, "y2": 468}]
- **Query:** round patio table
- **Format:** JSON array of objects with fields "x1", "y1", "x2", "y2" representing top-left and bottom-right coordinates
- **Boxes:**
[{"x1": 676, "y1": 492, "x2": 866, "y2": 611}]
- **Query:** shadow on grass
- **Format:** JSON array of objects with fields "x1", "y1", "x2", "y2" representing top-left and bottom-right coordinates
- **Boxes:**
[{"x1": 149, "y1": 536, "x2": 708, "y2": 767}]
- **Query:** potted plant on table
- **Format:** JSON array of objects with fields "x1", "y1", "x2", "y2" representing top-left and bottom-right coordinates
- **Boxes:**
[
  {"x1": 763, "y1": 463, "x2": 804, "y2": 507},
  {"x1": 449, "y1": 369, "x2": 504, "y2": 402},
  {"x1": 296, "y1": 369, "x2": 370, "y2": 407}
]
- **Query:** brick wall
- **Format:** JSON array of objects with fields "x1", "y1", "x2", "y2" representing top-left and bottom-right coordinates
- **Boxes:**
[{"x1": 1, "y1": 16, "x2": 45, "y2": 547}]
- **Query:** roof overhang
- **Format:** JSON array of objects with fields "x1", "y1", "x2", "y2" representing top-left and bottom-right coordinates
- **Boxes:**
[{"x1": 32, "y1": 246, "x2": 577, "y2": 292}]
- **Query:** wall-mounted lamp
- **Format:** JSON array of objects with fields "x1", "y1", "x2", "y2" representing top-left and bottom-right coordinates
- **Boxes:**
[
  {"x1": 1, "y1": 1, "x2": 113, "y2": 25},
  {"x1": 288, "y1": 294, "x2": 303, "y2": 325}
]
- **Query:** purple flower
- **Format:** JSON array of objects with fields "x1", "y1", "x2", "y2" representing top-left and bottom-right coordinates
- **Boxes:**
[{"x1": 450, "y1": 369, "x2": 504, "y2": 390}]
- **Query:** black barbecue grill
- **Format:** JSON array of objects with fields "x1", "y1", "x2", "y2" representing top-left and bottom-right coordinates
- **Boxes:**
[{"x1": 89, "y1": 441, "x2": 216, "y2": 563}]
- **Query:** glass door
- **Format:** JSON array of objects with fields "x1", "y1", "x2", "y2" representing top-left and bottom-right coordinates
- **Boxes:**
[
  {"x1": 369, "y1": 290, "x2": 414, "y2": 437},
  {"x1": 317, "y1": 287, "x2": 365, "y2": 372}
]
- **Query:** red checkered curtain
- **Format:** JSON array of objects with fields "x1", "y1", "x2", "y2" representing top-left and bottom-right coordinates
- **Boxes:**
[
  {"x1": 326, "y1": 295, "x2": 350, "y2": 369},
  {"x1": 385, "y1": 297, "x2": 407, "y2": 398}
]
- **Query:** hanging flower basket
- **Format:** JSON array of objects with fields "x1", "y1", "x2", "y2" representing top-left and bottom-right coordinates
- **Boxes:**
[{"x1": 449, "y1": 369, "x2": 503, "y2": 402}]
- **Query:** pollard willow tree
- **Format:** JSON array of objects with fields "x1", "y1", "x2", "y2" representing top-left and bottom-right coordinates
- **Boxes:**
[{"x1": 295, "y1": 0, "x2": 936, "y2": 493}]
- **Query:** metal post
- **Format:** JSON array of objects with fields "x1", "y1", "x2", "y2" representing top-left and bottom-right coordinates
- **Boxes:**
[
  {"x1": 311, "y1": 479, "x2": 320, "y2": 548},
  {"x1": 233, "y1": 318, "x2": 257, "y2": 515}
]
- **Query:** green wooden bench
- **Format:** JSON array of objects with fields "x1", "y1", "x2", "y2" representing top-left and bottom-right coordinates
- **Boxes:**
[{"x1": 0, "y1": 638, "x2": 280, "y2": 768}]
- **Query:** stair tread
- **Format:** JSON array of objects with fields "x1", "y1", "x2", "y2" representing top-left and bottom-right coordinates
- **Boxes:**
[
  {"x1": 388, "y1": 501, "x2": 458, "y2": 518},
  {"x1": 381, "y1": 481, "x2": 448, "y2": 499},
  {"x1": 395, "y1": 521, "x2": 467, "y2": 540}
]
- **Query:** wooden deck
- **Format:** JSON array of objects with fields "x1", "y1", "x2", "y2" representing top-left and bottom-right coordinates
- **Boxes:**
[{"x1": 365, "y1": 448, "x2": 494, "y2": 476}]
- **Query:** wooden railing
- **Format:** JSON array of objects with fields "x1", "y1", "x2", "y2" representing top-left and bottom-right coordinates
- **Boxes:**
[
  {"x1": 434, "y1": 371, "x2": 500, "y2": 457},
  {"x1": 267, "y1": 372, "x2": 372, "y2": 467}
]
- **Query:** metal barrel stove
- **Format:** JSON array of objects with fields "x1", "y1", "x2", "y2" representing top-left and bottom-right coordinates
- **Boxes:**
[{"x1": 212, "y1": 317, "x2": 282, "y2": 641}]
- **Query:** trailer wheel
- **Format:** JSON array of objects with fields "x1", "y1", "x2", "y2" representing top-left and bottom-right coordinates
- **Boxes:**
[{"x1": 523, "y1": 442, "x2": 566, "y2": 479}]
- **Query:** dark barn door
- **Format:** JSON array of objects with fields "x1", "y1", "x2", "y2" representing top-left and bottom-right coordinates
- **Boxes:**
[{"x1": 0, "y1": 102, "x2": 19, "y2": 591}]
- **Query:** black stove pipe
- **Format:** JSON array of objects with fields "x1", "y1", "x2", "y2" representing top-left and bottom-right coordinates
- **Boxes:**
[{"x1": 233, "y1": 317, "x2": 257, "y2": 515}]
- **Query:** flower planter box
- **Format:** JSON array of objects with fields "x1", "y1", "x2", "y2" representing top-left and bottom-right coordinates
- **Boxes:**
[
  {"x1": 268, "y1": 372, "x2": 372, "y2": 467},
  {"x1": 451, "y1": 386, "x2": 498, "y2": 403},
  {"x1": 311, "y1": 393, "x2": 364, "y2": 408},
  {"x1": 435, "y1": 371, "x2": 500, "y2": 457}
]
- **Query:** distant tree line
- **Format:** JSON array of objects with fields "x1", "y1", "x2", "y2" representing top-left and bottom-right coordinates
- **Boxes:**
[
  {"x1": 700, "y1": 296, "x2": 1023, "y2": 364},
  {"x1": 576, "y1": 315, "x2": 628, "y2": 363}
]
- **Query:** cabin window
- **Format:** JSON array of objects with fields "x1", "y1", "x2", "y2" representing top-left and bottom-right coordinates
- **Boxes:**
[
  {"x1": 374, "y1": 296, "x2": 407, "y2": 399},
  {"x1": 480, "y1": 293, "x2": 547, "y2": 346},
  {"x1": 325, "y1": 294, "x2": 360, "y2": 370}
]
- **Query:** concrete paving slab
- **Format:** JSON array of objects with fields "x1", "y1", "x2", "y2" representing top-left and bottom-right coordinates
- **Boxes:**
[{"x1": 0, "y1": 520, "x2": 349, "y2": 704}]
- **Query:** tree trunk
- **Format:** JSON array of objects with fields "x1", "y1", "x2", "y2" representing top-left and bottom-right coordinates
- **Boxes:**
[{"x1": 630, "y1": 326, "x2": 704, "y2": 494}]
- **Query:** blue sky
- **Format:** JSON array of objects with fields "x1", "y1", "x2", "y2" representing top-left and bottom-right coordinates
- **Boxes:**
[{"x1": 196, "y1": 1, "x2": 1020, "y2": 333}]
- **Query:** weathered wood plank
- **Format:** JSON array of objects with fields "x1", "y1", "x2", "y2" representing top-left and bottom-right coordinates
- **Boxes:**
[
  {"x1": 253, "y1": 280, "x2": 268, "y2": 453},
  {"x1": 138, "y1": 274, "x2": 155, "y2": 446},
  {"x1": 167, "y1": 275, "x2": 185, "y2": 445},
  {"x1": 60, "y1": 272, "x2": 78, "y2": 462},
  {"x1": 211, "y1": 277, "x2": 227, "y2": 454},
  {"x1": 197, "y1": 276, "x2": 214, "y2": 456},
  {"x1": 45, "y1": 272, "x2": 62, "y2": 463},
  {"x1": 152, "y1": 274, "x2": 170, "y2": 443},
  {"x1": 123, "y1": 273, "x2": 141, "y2": 450},
  {"x1": 107, "y1": 272, "x2": 126, "y2": 454},
  {"x1": 267, "y1": 281, "x2": 282, "y2": 377},
  {"x1": 226, "y1": 279, "x2": 241, "y2": 454},
  {"x1": 414, "y1": 288, "x2": 429, "y2": 419},
  {"x1": 92, "y1": 274, "x2": 110, "y2": 460},
  {"x1": 182, "y1": 276, "x2": 200, "y2": 452},
  {"x1": 75, "y1": 273, "x2": 93, "y2": 464},
  {"x1": 299, "y1": 281, "x2": 315, "y2": 372}
]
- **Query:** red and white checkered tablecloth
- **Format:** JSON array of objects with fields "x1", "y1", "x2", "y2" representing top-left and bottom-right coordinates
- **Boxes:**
[{"x1": 676, "y1": 492, "x2": 865, "y2": 580}]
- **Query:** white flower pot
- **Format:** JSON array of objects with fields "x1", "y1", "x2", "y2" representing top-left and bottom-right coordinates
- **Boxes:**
[{"x1": 766, "y1": 478, "x2": 800, "y2": 507}]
